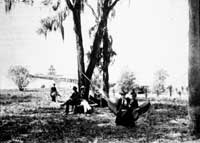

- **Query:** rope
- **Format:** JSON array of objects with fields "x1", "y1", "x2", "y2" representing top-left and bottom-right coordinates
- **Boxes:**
[
  {"x1": 80, "y1": 71, "x2": 92, "y2": 84},
  {"x1": 80, "y1": 70, "x2": 100, "y2": 92}
]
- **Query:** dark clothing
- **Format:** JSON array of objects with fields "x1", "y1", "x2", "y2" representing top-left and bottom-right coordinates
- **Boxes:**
[
  {"x1": 62, "y1": 91, "x2": 82, "y2": 114},
  {"x1": 116, "y1": 110, "x2": 135, "y2": 127},
  {"x1": 51, "y1": 95, "x2": 56, "y2": 102},
  {"x1": 116, "y1": 97, "x2": 132, "y2": 111},
  {"x1": 80, "y1": 90, "x2": 88, "y2": 101},
  {"x1": 50, "y1": 86, "x2": 58, "y2": 102},
  {"x1": 71, "y1": 91, "x2": 81, "y2": 102},
  {"x1": 51, "y1": 87, "x2": 57, "y2": 93},
  {"x1": 137, "y1": 101, "x2": 151, "y2": 116},
  {"x1": 116, "y1": 97, "x2": 137, "y2": 127},
  {"x1": 129, "y1": 99, "x2": 139, "y2": 111},
  {"x1": 115, "y1": 97, "x2": 150, "y2": 127}
]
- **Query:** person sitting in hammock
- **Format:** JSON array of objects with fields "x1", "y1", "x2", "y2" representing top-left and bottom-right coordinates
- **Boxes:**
[{"x1": 115, "y1": 89, "x2": 150, "y2": 127}]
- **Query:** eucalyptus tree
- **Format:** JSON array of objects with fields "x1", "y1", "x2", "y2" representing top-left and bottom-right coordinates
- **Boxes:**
[
  {"x1": 83, "y1": 0, "x2": 120, "y2": 99},
  {"x1": 4, "y1": 0, "x2": 121, "y2": 100},
  {"x1": 188, "y1": 0, "x2": 200, "y2": 137},
  {"x1": 63, "y1": 0, "x2": 120, "y2": 99},
  {"x1": 86, "y1": 0, "x2": 117, "y2": 98}
]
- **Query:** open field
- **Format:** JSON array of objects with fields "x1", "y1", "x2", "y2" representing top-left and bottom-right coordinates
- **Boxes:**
[{"x1": 0, "y1": 89, "x2": 199, "y2": 143}]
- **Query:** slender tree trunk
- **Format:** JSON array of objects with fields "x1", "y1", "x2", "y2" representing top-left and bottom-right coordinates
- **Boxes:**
[
  {"x1": 67, "y1": 0, "x2": 119, "y2": 100},
  {"x1": 103, "y1": 30, "x2": 110, "y2": 98},
  {"x1": 188, "y1": 0, "x2": 200, "y2": 136},
  {"x1": 72, "y1": 3, "x2": 85, "y2": 91},
  {"x1": 85, "y1": 11, "x2": 109, "y2": 98}
]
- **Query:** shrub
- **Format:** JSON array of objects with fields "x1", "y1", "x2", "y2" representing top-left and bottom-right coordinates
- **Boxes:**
[
  {"x1": 117, "y1": 69, "x2": 137, "y2": 94},
  {"x1": 153, "y1": 69, "x2": 169, "y2": 96},
  {"x1": 8, "y1": 65, "x2": 30, "y2": 91}
]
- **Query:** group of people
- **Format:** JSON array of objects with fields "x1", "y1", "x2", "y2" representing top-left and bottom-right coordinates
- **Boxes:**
[
  {"x1": 115, "y1": 89, "x2": 150, "y2": 127},
  {"x1": 50, "y1": 84, "x2": 92, "y2": 114},
  {"x1": 60, "y1": 86, "x2": 89, "y2": 114},
  {"x1": 50, "y1": 83, "x2": 150, "y2": 127}
]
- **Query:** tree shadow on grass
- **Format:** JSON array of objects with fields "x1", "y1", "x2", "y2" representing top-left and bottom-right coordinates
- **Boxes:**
[
  {"x1": 0, "y1": 94, "x2": 35, "y2": 106},
  {"x1": 24, "y1": 89, "x2": 40, "y2": 92},
  {"x1": 0, "y1": 115, "x2": 35, "y2": 142},
  {"x1": 0, "y1": 103, "x2": 189, "y2": 143}
]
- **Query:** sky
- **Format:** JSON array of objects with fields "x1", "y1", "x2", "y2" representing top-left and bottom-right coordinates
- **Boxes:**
[{"x1": 0, "y1": 0, "x2": 189, "y2": 89}]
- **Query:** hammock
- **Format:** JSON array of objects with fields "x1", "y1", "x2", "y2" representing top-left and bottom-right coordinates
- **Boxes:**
[{"x1": 80, "y1": 71, "x2": 150, "y2": 116}]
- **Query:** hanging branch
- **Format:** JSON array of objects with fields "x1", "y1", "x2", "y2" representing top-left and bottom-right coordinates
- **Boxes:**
[
  {"x1": 109, "y1": 0, "x2": 120, "y2": 11},
  {"x1": 65, "y1": 0, "x2": 74, "y2": 10},
  {"x1": 37, "y1": 10, "x2": 67, "y2": 40},
  {"x1": 85, "y1": 1, "x2": 98, "y2": 22},
  {"x1": 104, "y1": 0, "x2": 110, "y2": 9}
]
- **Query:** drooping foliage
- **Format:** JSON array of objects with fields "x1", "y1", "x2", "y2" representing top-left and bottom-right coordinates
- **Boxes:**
[
  {"x1": 4, "y1": 0, "x2": 122, "y2": 99},
  {"x1": 37, "y1": 11, "x2": 67, "y2": 40},
  {"x1": 86, "y1": 35, "x2": 116, "y2": 72},
  {"x1": 4, "y1": 0, "x2": 34, "y2": 13}
]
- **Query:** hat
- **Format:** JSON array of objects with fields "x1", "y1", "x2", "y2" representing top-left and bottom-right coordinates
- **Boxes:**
[{"x1": 73, "y1": 86, "x2": 77, "y2": 90}]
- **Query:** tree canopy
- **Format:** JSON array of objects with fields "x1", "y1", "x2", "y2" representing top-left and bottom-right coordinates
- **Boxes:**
[{"x1": 3, "y1": 0, "x2": 126, "y2": 99}]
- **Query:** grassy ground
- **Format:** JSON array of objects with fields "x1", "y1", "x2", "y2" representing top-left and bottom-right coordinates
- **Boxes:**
[{"x1": 0, "y1": 89, "x2": 199, "y2": 143}]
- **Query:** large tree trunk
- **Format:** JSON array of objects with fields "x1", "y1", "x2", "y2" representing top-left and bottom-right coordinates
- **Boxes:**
[
  {"x1": 188, "y1": 0, "x2": 200, "y2": 136},
  {"x1": 85, "y1": 11, "x2": 109, "y2": 99},
  {"x1": 72, "y1": 2, "x2": 85, "y2": 91},
  {"x1": 103, "y1": 30, "x2": 110, "y2": 98}
]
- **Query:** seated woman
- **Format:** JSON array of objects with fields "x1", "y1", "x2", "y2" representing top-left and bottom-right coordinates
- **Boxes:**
[{"x1": 104, "y1": 89, "x2": 151, "y2": 127}]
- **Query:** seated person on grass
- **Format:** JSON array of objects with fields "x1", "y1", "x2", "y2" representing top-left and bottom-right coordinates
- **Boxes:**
[
  {"x1": 89, "y1": 89, "x2": 108, "y2": 107},
  {"x1": 61, "y1": 86, "x2": 81, "y2": 114},
  {"x1": 61, "y1": 86, "x2": 92, "y2": 114},
  {"x1": 76, "y1": 86, "x2": 92, "y2": 114}
]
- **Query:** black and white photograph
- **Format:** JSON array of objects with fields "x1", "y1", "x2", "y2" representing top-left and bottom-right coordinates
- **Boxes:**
[{"x1": 0, "y1": 0, "x2": 199, "y2": 142}]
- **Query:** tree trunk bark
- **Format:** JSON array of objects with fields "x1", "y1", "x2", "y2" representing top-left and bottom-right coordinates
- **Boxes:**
[
  {"x1": 72, "y1": 5, "x2": 85, "y2": 91},
  {"x1": 103, "y1": 30, "x2": 110, "y2": 98},
  {"x1": 85, "y1": 11, "x2": 109, "y2": 98},
  {"x1": 188, "y1": 0, "x2": 200, "y2": 136}
]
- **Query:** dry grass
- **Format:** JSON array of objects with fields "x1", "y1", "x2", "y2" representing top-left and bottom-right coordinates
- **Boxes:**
[{"x1": 0, "y1": 89, "x2": 198, "y2": 143}]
